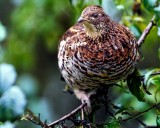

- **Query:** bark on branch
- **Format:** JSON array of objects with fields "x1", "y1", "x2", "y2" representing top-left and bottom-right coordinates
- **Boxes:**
[
  {"x1": 137, "y1": 15, "x2": 156, "y2": 47},
  {"x1": 48, "y1": 103, "x2": 87, "y2": 127}
]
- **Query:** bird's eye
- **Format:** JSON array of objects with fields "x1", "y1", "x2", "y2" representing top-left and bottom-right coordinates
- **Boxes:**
[{"x1": 92, "y1": 13, "x2": 98, "y2": 18}]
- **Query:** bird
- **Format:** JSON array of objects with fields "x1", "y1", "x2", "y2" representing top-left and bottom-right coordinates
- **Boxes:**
[{"x1": 58, "y1": 5, "x2": 140, "y2": 113}]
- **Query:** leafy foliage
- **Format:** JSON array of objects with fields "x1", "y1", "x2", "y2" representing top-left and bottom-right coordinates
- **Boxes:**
[
  {"x1": 0, "y1": 64, "x2": 17, "y2": 95},
  {"x1": 0, "y1": 23, "x2": 7, "y2": 43},
  {"x1": 127, "y1": 69, "x2": 145, "y2": 102},
  {"x1": 0, "y1": 86, "x2": 26, "y2": 122},
  {"x1": 0, "y1": 122, "x2": 15, "y2": 128},
  {"x1": 0, "y1": 63, "x2": 26, "y2": 122},
  {"x1": 157, "y1": 113, "x2": 160, "y2": 127},
  {"x1": 144, "y1": 69, "x2": 160, "y2": 102},
  {"x1": 0, "y1": 0, "x2": 160, "y2": 128},
  {"x1": 142, "y1": 0, "x2": 157, "y2": 11},
  {"x1": 104, "y1": 118, "x2": 120, "y2": 128}
]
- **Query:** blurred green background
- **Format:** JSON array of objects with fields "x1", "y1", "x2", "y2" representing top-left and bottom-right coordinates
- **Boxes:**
[{"x1": 0, "y1": 0, "x2": 160, "y2": 128}]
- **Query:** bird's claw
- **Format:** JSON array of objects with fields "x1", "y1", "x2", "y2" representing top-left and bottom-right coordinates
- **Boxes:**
[{"x1": 81, "y1": 98, "x2": 92, "y2": 115}]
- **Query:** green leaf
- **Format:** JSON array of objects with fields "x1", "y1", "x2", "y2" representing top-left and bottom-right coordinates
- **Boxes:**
[
  {"x1": 154, "y1": 5, "x2": 160, "y2": 18},
  {"x1": 147, "y1": 75, "x2": 160, "y2": 86},
  {"x1": 129, "y1": 24, "x2": 141, "y2": 38},
  {"x1": 142, "y1": 0, "x2": 157, "y2": 11},
  {"x1": 148, "y1": 74, "x2": 160, "y2": 102},
  {"x1": 158, "y1": 48, "x2": 160, "y2": 59},
  {"x1": 157, "y1": 114, "x2": 160, "y2": 127},
  {"x1": 132, "y1": 16, "x2": 144, "y2": 22},
  {"x1": 154, "y1": 6, "x2": 160, "y2": 37},
  {"x1": 0, "y1": 122, "x2": 15, "y2": 128},
  {"x1": 127, "y1": 69, "x2": 145, "y2": 102},
  {"x1": 144, "y1": 70, "x2": 155, "y2": 86},
  {"x1": 103, "y1": 118, "x2": 120, "y2": 128},
  {"x1": 146, "y1": 69, "x2": 160, "y2": 87},
  {"x1": 98, "y1": 0, "x2": 102, "y2": 5},
  {"x1": 155, "y1": 87, "x2": 160, "y2": 102},
  {"x1": 115, "y1": 106, "x2": 134, "y2": 115},
  {"x1": 158, "y1": 27, "x2": 160, "y2": 36},
  {"x1": 144, "y1": 69, "x2": 160, "y2": 101},
  {"x1": 69, "y1": 0, "x2": 84, "y2": 7},
  {"x1": 0, "y1": 22, "x2": 7, "y2": 42}
]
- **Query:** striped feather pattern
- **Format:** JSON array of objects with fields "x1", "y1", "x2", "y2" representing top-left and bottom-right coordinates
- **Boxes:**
[{"x1": 58, "y1": 6, "x2": 140, "y2": 91}]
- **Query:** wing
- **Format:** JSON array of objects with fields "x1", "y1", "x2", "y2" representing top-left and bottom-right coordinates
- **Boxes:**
[
  {"x1": 60, "y1": 23, "x2": 84, "y2": 42},
  {"x1": 58, "y1": 23, "x2": 84, "y2": 72}
]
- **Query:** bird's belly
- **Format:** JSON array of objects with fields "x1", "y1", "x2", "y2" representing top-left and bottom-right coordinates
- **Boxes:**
[
  {"x1": 58, "y1": 50, "x2": 137, "y2": 90},
  {"x1": 58, "y1": 36, "x2": 139, "y2": 90}
]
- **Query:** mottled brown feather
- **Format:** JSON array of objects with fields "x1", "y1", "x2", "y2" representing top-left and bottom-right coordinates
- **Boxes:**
[{"x1": 58, "y1": 5, "x2": 140, "y2": 111}]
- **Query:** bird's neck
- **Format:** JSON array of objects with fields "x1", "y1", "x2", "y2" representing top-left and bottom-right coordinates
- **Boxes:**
[{"x1": 83, "y1": 23, "x2": 102, "y2": 39}]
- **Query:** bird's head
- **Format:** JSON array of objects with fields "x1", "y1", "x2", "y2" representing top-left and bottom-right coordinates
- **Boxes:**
[{"x1": 78, "y1": 5, "x2": 111, "y2": 38}]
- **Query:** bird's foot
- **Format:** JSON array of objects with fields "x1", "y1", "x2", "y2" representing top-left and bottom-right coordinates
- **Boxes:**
[
  {"x1": 81, "y1": 97, "x2": 92, "y2": 115},
  {"x1": 74, "y1": 89, "x2": 94, "y2": 114}
]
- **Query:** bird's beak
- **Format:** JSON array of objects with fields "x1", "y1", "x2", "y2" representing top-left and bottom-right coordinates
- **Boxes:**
[
  {"x1": 78, "y1": 16, "x2": 90, "y2": 23},
  {"x1": 78, "y1": 17, "x2": 94, "y2": 30},
  {"x1": 78, "y1": 16, "x2": 83, "y2": 22}
]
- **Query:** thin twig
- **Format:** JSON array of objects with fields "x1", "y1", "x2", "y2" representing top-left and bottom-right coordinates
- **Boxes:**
[
  {"x1": 81, "y1": 109, "x2": 84, "y2": 128},
  {"x1": 111, "y1": 103, "x2": 147, "y2": 127},
  {"x1": 124, "y1": 112, "x2": 147, "y2": 127},
  {"x1": 137, "y1": 15, "x2": 156, "y2": 47},
  {"x1": 148, "y1": 72, "x2": 160, "y2": 77},
  {"x1": 25, "y1": 113, "x2": 50, "y2": 128},
  {"x1": 81, "y1": 108, "x2": 84, "y2": 121},
  {"x1": 139, "y1": 72, "x2": 160, "y2": 79},
  {"x1": 122, "y1": 102, "x2": 160, "y2": 122},
  {"x1": 48, "y1": 103, "x2": 87, "y2": 127}
]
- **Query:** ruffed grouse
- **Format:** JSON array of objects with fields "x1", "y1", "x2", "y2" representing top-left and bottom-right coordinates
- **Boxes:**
[{"x1": 58, "y1": 5, "x2": 140, "y2": 113}]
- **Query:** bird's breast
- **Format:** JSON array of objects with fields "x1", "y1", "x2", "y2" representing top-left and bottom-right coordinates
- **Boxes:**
[{"x1": 58, "y1": 30, "x2": 139, "y2": 90}]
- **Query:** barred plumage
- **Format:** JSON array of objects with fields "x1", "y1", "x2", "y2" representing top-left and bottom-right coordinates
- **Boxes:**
[{"x1": 58, "y1": 5, "x2": 140, "y2": 113}]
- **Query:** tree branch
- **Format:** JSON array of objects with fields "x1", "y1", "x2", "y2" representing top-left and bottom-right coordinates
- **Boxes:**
[
  {"x1": 46, "y1": 71, "x2": 160, "y2": 127},
  {"x1": 22, "y1": 113, "x2": 50, "y2": 128},
  {"x1": 122, "y1": 102, "x2": 160, "y2": 122},
  {"x1": 137, "y1": 15, "x2": 156, "y2": 47},
  {"x1": 148, "y1": 72, "x2": 160, "y2": 77},
  {"x1": 48, "y1": 102, "x2": 87, "y2": 127},
  {"x1": 125, "y1": 111, "x2": 147, "y2": 127}
]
